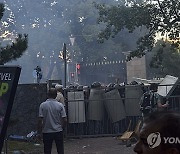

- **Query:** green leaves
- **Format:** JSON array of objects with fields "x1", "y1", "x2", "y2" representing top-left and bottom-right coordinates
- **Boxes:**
[
  {"x1": 0, "y1": 3, "x2": 4, "y2": 20},
  {"x1": 149, "y1": 40, "x2": 180, "y2": 77},
  {"x1": 0, "y1": 34, "x2": 28, "y2": 65},
  {"x1": 96, "y1": 0, "x2": 180, "y2": 60},
  {"x1": 0, "y1": 3, "x2": 28, "y2": 65}
]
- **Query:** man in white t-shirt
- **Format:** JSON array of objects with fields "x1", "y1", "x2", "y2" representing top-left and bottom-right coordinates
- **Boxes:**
[{"x1": 38, "y1": 88, "x2": 67, "y2": 154}]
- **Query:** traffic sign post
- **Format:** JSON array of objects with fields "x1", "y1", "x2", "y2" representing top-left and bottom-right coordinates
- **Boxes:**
[
  {"x1": 63, "y1": 43, "x2": 67, "y2": 88},
  {"x1": 76, "y1": 63, "x2": 80, "y2": 82}
]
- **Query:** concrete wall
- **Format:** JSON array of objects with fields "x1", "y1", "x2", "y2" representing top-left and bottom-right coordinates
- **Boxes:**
[
  {"x1": 126, "y1": 56, "x2": 146, "y2": 83},
  {"x1": 7, "y1": 83, "x2": 47, "y2": 136}
]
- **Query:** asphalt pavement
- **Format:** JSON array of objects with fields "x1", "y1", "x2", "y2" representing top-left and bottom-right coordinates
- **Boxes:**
[{"x1": 51, "y1": 137, "x2": 136, "y2": 154}]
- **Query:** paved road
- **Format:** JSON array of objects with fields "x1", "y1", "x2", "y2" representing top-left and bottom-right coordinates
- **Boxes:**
[{"x1": 51, "y1": 137, "x2": 136, "y2": 154}]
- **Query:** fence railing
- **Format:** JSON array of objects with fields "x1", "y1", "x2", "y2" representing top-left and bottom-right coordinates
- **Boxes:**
[{"x1": 64, "y1": 84, "x2": 180, "y2": 137}]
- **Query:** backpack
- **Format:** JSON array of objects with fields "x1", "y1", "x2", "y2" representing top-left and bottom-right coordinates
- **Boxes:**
[{"x1": 140, "y1": 92, "x2": 155, "y2": 114}]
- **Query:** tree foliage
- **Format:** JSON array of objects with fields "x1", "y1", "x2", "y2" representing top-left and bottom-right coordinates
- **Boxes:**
[
  {"x1": 149, "y1": 40, "x2": 180, "y2": 77},
  {"x1": 0, "y1": 3, "x2": 28, "y2": 65},
  {"x1": 95, "y1": 0, "x2": 180, "y2": 60},
  {"x1": 1, "y1": 0, "x2": 149, "y2": 82},
  {"x1": 0, "y1": 34, "x2": 28, "y2": 65},
  {"x1": 0, "y1": 3, "x2": 4, "y2": 20},
  {"x1": 59, "y1": 0, "x2": 142, "y2": 63}
]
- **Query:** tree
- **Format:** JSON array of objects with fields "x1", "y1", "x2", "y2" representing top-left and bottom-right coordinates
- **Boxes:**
[
  {"x1": 1, "y1": 0, "x2": 148, "y2": 83},
  {"x1": 59, "y1": 0, "x2": 142, "y2": 63},
  {"x1": 1, "y1": 0, "x2": 66, "y2": 81},
  {"x1": 95, "y1": 0, "x2": 180, "y2": 60},
  {"x1": 148, "y1": 40, "x2": 180, "y2": 77},
  {"x1": 0, "y1": 3, "x2": 28, "y2": 65}
]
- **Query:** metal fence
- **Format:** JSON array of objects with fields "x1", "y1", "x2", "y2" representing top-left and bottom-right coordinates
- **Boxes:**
[{"x1": 64, "y1": 84, "x2": 180, "y2": 137}]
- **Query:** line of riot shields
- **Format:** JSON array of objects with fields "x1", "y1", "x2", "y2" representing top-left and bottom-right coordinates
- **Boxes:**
[
  {"x1": 63, "y1": 82, "x2": 180, "y2": 137},
  {"x1": 63, "y1": 82, "x2": 144, "y2": 136}
]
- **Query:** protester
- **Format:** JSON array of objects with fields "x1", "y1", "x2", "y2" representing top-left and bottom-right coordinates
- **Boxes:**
[
  {"x1": 55, "y1": 84, "x2": 65, "y2": 106},
  {"x1": 34, "y1": 66, "x2": 42, "y2": 83},
  {"x1": 134, "y1": 111, "x2": 180, "y2": 154},
  {"x1": 139, "y1": 83, "x2": 168, "y2": 118},
  {"x1": 37, "y1": 88, "x2": 67, "y2": 154}
]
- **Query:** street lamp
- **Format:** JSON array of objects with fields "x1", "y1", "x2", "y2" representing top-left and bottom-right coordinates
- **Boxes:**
[
  {"x1": 62, "y1": 43, "x2": 67, "y2": 88},
  {"x1": 69, "y1": 35, "x2": 76, "y2": 82},
  {"x1": 69, "y1": 35, "x2": 75, "y2": 46},
  {"x1": 59, "y1": 45, "x2": 72, "y2": 85}
]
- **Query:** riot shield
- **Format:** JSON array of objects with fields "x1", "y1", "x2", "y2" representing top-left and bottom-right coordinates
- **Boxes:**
[
  {"x1": 104, "y1": 89, "x2": 126, "y2": 123},
  {"x1": 88, "y1": 88, "x2": 105, "y2": 121},
  {"x1": 67, "y1": 91, "x2": 85, "y2": 123},
  {"x1": 125, "y1": 85, "x2": 143, "y2": 116}
]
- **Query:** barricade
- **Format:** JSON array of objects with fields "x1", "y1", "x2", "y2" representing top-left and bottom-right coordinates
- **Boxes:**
[
  {"x1": 8, "y1": 82, "x2": 180, "y2": 138},
  {"x1": 65, "y1": 84, "x2": 180, "y2": 138}
]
